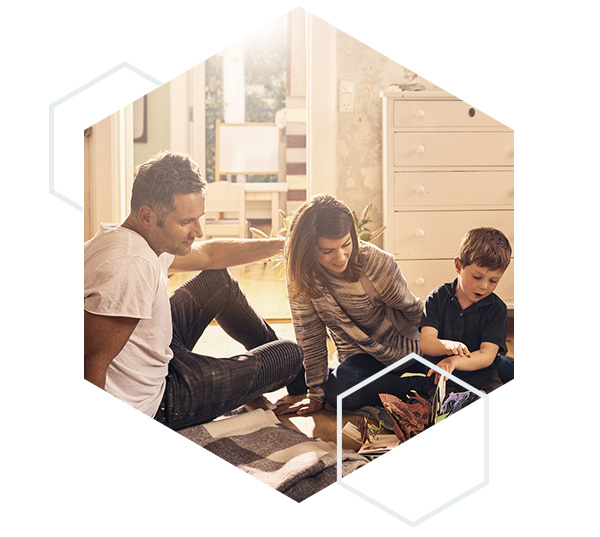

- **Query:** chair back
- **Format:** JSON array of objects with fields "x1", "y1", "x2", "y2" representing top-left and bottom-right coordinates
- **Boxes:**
[{"x1": 203, "y1": 181, "x2": 248, "y2": 238}]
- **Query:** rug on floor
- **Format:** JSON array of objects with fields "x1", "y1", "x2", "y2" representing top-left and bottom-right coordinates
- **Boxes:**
[{"x1": 179, "y1": 408, "x2": 369, "y2": 502}]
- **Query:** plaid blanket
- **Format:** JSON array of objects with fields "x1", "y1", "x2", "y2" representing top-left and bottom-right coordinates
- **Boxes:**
[{"x1": 179, "y1": 409, "x2": 369, "y2": 502}]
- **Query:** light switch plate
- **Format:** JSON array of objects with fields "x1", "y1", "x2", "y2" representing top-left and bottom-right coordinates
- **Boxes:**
[{"x1": 339, "y1": 80, "x2": 355, "y2": 112}]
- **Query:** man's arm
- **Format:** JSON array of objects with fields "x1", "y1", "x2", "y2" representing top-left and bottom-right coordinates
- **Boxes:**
[
  {"x1": 169, "y1": 237, "x2": 285, "y2": 273},
  {"x1": 84, "y1": 310, "x2": 139, "y2": 389}
]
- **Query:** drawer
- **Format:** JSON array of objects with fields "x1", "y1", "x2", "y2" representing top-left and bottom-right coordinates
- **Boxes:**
[
  {"x1": 393, "y1": 131, "x2": 514, "y2": 167},
  {"x1": 397, "y1": 259, "x2": 456, "y2": 299},
  {"x1": 393, "y1": 170, "x2": 514, "y2": 208},
  {"x1": 392, "y1": 210, "x2": 514, "y2": 259},
  {"x1": 393, "y1": 99, "x2": 507, "y2": 129},
  {"x1": 398, "y1": 259, "x2": 514, "y2": 307}
]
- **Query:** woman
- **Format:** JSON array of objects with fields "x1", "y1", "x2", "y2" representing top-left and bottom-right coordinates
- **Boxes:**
[{"x1": 275, "y1": 194, "x2": 427, "y2": 416}]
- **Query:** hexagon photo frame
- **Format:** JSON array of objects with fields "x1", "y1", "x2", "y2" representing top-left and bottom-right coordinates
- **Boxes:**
[{"x1": 77, "y1": 5, "x2": 513, "y2": 516}]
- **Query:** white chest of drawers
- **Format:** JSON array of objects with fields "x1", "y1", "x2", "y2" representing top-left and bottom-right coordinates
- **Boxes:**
[{"x1": 381, "y1": 90, "x2": 514, "y2": 308}]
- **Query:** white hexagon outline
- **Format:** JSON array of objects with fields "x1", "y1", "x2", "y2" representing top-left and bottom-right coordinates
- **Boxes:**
[
  {"x1": 336, "y1": 352, "x2": 489, "y2": 526},
  {"x1": 49, "y1": 62, "x2": 162, "y2": 211}
]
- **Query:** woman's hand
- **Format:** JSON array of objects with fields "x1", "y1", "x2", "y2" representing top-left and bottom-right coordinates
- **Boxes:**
[
  {"x1": 427, "y1": 356, "x2": 458, "y2": 385},
  {"x1": 274, "y1": 398, "x2": 324, "y2": 416}
]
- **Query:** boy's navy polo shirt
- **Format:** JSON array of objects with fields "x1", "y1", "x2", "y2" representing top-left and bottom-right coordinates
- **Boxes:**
[{"x1": 419, "y1": 279, "x2": 508, "y2": 389}]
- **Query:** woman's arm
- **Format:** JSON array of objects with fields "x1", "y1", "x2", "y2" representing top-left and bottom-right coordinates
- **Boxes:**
[
  {"x1": 276, "y1": 284, "x2": 330, "y2": 415},
  {"x1": 366, "y1": 246, "x2": 424, "y2": 326},
  {"x1": 291, "y1": 298, "x2": 329, "y2": 401}
]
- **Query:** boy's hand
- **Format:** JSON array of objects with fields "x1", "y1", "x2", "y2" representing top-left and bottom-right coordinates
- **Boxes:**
[
  {"x1": 441, "y1": 339, "x2": 471, "y2": 358},
  {"x1": 428, "y1": 356, "x2": 458, "y2": 385}
]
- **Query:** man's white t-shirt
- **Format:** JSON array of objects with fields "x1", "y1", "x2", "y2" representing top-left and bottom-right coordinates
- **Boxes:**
[{"x1": 84, "y1": 224, "x2": 175, "y2": 417}]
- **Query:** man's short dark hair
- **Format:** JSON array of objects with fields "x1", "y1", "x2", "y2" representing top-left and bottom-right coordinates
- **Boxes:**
[{"x1": 131, "y1": 151, "x2": 206, "y2": 220}]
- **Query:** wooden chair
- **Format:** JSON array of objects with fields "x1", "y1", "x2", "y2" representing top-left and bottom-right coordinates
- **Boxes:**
[{"x1": 202, "y1": 180, "x2": 249, "y2": 239}]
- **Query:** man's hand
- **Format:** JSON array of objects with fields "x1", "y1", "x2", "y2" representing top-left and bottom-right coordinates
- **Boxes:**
[
  {"x1": 84, "y1": 310, "x2": 139, "y2": 389},
  {"x1": 274, "y1": 398, "x2": 324, "y2": 416}
]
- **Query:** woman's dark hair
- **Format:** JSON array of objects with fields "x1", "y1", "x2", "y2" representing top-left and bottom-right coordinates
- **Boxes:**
[{"x1": 285, "y1": 194, "x2": 362, "y2": 300}]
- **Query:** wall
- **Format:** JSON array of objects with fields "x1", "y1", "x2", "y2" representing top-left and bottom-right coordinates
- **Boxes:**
[
  {"x1": 129, "y1": 15, "x2": 439, "y2": 244},
  {"x1": 133, "y1": 83, "x2": 171, "y2": 167},
  {"x1": 335, "y1": 29, "x2": 440, "y2": 244},
  {"x1": 84, "y1": 107, "x2": 134, "y2": 241}
]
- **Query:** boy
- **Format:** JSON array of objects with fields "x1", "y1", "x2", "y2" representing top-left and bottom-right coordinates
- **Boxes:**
[{"x1": 419, "y1": 227, "x2": 513, "y2": 392}]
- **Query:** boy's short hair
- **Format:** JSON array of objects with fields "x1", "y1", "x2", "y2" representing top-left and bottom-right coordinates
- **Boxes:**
[{"x1": 457, "y1": 227, "x2": 512, "y2": 272}]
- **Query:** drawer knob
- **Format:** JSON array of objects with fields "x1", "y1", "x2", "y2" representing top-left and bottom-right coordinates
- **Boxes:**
[
  {"x1": 415, "y1": 109, "x2": 425, "y2": 118},
  {"x1": 416, "y1": 144, "x2": 425, "y2": 154},
  {"x1": 415, "y1": 184, "x2": 426, "y2": 194},
  {"x1": 416, "y1": 277, "x2": 426, "y2": 286},
  {"x1": 415, "y1": 228, "x2": 425, "y2": 238}
]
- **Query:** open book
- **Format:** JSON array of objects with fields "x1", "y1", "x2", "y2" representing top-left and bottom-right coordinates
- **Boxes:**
[
  {"x1": 343, "y1": 379, "x2": 449, "y2": 456},
  {"x1": 344, "y1": 378, "x2": 479, "y2": 457},
  {"x1": 342, "y1": 420, "x2": 400, "y2": 456},
  {"x1": 431, "y1": 377, "x2": 448, "y2": 424}
]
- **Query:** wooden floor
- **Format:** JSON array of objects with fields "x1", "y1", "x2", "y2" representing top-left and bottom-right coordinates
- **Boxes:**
[{"x1": 168, "y1": 262, "x2": 514, "y2": 450}]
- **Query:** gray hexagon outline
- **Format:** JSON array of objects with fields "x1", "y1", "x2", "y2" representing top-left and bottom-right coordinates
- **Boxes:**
[
  {"x1": 335, "y1": 352, "x2": 489, "y2": 527},
  {"x1": 49, "y1": 62, "x2": 162, "y2": 211}
]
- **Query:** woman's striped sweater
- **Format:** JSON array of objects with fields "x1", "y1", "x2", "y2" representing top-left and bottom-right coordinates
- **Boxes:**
[{"x1": 288, "y1": 241, "x2": 424, "y2": 402}]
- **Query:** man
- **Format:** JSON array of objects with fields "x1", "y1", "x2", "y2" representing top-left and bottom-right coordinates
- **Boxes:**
[{"x1": 84, "y1": 151, "x2": 303, "y2": 431}]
